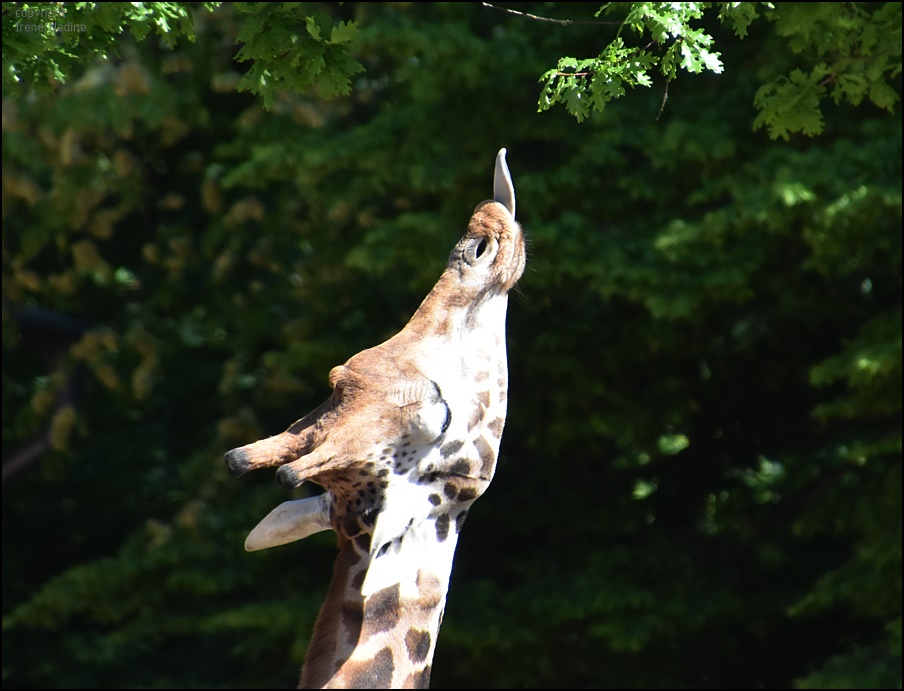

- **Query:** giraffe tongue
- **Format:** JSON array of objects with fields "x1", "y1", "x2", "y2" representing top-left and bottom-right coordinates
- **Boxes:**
[
  {"x1": 493, "y1": 148, "x2": 516, "y2": 219},
  {"x1": 244, "y1": 494, "x2": 333, "y2": 551}
]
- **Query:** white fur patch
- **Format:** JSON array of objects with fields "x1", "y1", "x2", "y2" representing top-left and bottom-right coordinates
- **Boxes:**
[{"x1": 362, "y1": 468, "x2": 458, "y2": 598}]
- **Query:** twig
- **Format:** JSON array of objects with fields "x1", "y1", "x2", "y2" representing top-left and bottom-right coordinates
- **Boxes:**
[
  {"x1": 481, "y1": 2, "x2": 620, "y2": 26},
  {"x1": 656, "y1": 79, "x2": 670, "y2": 120}
]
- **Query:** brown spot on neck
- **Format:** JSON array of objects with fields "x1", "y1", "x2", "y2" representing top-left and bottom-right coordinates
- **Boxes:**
[
  {"x1": 487, "y1": 416, "x2": 505, "y2": 438},
  {"x1": 414, "y1": 570, "x2": 444, "y2": 611},
  {"x1": 361, "y1": 585, "x2": 402, "y2": 637},
  {"x1": 340, "y1": 647, "x2": 395, "y2": 689},
  {"x1": 473, "y1": 435, "x2": 496, "y2": 477},
  {"x1": 402, "y1": 665, "x2": 432, "y2": 689},
  {"x1": 405, "y1": 628, "x2": 432, "y2": 663},
  {"x1": 434, "y1": 514, "x2": 451, "y2": 542}
]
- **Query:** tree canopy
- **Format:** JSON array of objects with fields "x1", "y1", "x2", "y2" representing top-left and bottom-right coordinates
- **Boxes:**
[{"x1": 2, "y1": 2, "x2": 901, "y2": 688}]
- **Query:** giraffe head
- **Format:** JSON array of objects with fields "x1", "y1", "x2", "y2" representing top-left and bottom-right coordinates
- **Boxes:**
[{"x1": 225, "y1": 148, "x2": 524, "y2": 601}]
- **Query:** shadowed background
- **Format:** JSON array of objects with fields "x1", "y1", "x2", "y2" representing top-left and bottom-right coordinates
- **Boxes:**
[{"x1": 2, "y1": 3, "x2": 901, "y2": 688}]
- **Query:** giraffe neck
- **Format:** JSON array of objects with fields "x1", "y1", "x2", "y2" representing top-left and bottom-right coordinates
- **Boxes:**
[
  {"x1": 300, "y1": 530, "x2": 456, "y2": 689},
  {"x1": 405, "y1": 269, "x2": 510, "y2": 342},
  {"x1": 297, "y1": 291, "x2": 511, "y2": 690}
]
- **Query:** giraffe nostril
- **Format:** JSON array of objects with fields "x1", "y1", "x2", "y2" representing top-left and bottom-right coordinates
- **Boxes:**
[{"x1": 474, "y1": 239, "x2": 487, "y2": 258}]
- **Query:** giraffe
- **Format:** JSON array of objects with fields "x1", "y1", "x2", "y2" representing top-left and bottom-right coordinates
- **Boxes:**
[{"x1": 225, "y1": 149, "x2": 525, "y2": 689}]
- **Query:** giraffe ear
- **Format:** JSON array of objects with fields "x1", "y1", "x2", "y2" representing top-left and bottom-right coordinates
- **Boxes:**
[
  {"x1": 493, "y1": 148, "x2": 515, "y2": 220},
  {"x1": 244, "y1": 494, "x2": 332, "y2": 551}
]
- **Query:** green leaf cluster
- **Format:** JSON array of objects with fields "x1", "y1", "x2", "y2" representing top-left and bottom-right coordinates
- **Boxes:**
[
  {"x1": 754, "y1": 2, "x2": 903, "y2": 138},
  {"x1": 1, "y1": 1, "x2": 221, "y2": 91},
  {"x1": 538, "y1": 2, "x2": 902, "y2": 139},
  {"x1": 540, "y1": 37, "x2": 657, "y2": 122},
  {"x1": 539, "y1": 2, "x2": 729, "y2": 121},
  {"x1": 233, "y1": 3, "x2": 362, "y2": 109}
]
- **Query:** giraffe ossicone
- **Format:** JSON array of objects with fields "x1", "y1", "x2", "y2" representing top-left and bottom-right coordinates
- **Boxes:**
[{"x1": 226, "y1": 149, "x2": 525, "y2": 689}]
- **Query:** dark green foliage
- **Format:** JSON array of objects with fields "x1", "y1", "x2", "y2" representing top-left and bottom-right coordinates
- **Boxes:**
[
  {"x1": 1, "y1": 2, "x2": 221, "y2": 91},
  {"x1": 538, "y1": 2, "x2": 901, "y2": 134},
  {"x1": 2, "y1": 2, "x2": 901, "y2": 688},
  {"x1": 233, "y1": 3, "x2": 362, "y2": 109}
]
